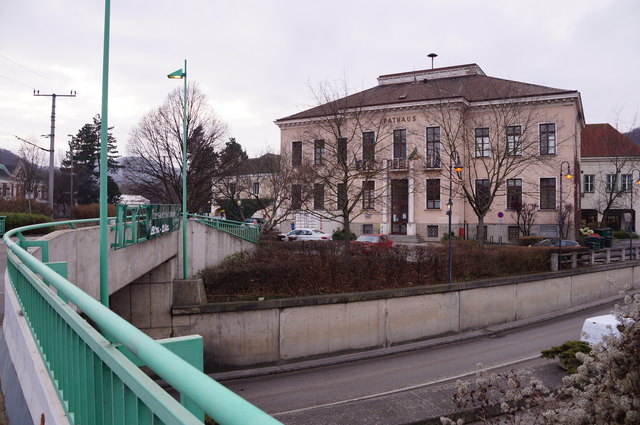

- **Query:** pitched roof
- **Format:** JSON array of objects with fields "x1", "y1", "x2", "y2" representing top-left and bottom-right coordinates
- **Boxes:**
[
  {"x1": 581, "y1": 124, "x2": 640, "y2": 157},
  {"x1": 235, "y1": 153, "x2": 280, "y2": 175},
  {"x1": 276, "y1": 64, "x2": 578, "y2": 122}
]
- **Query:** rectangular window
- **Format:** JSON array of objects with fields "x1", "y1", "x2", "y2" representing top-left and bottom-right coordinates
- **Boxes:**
[
  {"x1": 393, "y1": 129, "x2": 407, "y2": 159},
  {"x1": 621, "y1": 174, "x2": 632, "y2": 192},
  {"x1": 540, "y1": 177, "x2": 556, "y2": 209},
  {"x1": 362, "y1": 181, "x2": 375, "y2": 209},
  {"x1": 507, "y1": 125, "x2": 522, "y2": 156},
  {"x1": 606, "y1": 174, "x2": 617, "y2": 192},
  {"x1": 539, "y1": 123, "x2": 556, "y2": 155},
  {"x1": 427, "y1": 225, "x2": 439, "y2": 238},
  {"x1": 314, "y1": 139, "x2": 325, "y2": 165},
  {"x1": 508, "y1": 226, "x2": 520, "y2": 241},
  {"x1": 362, "y1": 131, "x2": 375, "y2": 161},
  {"x1": 507, "y1": 178, "x2": 522, "y2": 210},
  {"x1": 426, "y1": 126, "x2": 441, "y2": 168},
  {"x1": 228, "y1": 183, "x2": 236, "y2": 196},
  {"x1": 292, "y1": 141, "x2": 302, "y2": 166},
  {"x1": 337, "y1": 183, "x2": 347, "y2": 210},
  {"x1": 362, "y1": 224, "x2": 373, "y2": 234},
  {"x1": 252, "y1": 182, "x2": 260, "y2": 196},
  {"x1": 475, "y1": 179, "x2": 490, "y2": 209},
  {"x1": 337, "y1": 137, "x2": 347, "y2": 163},
  {"x1": 313, "y1": 183, "x2": 324, "y2": 210},
  {"x1": 426, "y1": 179, "x2": 441, "y2": 209},
  {"x1": 583, "y1": 174, "x2": 595, "y2": 193},
  {"x1": 291, "y1": 184, "x2": 302, "y2": 209},
  {"x1": 475, "y1": 127, "x2": 490, "y2": 157}
]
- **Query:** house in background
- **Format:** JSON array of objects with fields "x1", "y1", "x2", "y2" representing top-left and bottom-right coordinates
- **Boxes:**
[
  {"x1": 0, "y1": 160, "x2": 47, "y2": 202},
  {"x1": 276, "y1": 63, "x2": 584, "y2": 242},
  {"x1": 211, "y1": 153, "x2": 280, "y2": 220},
  {"x1": 580, "y1": 123, "x2": 640, "y2": 231}
]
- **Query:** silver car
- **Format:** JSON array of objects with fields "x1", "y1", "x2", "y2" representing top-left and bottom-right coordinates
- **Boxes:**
[{"x1": 278, "y1": 228, "x2": 333, "y2": 241}]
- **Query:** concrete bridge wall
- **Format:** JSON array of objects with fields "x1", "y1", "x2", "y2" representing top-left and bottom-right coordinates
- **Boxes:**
[{"x1": 171, "y1": 264, "x2": 639, "y2": 369}]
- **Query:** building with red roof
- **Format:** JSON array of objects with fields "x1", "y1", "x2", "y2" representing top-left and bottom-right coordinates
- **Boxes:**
[{"x1": 580, "y1": 123, "x2": 640, "y2": 231}]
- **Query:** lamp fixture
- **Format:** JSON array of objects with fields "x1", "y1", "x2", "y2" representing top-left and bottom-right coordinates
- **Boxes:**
[{"x1": 167, "y1": 68, "x2": 185, "y2": 79}]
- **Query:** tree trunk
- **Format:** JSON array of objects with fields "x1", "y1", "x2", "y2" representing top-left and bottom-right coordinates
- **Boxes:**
[
  {"x1": 477, "y1": 215, "x2": 486, "y2": 245},
  {"x1": 343, "y1": 217, "x2": 351, "y2": 256}
]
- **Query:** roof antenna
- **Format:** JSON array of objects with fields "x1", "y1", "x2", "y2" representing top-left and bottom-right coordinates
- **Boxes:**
[{"x1": 428, "y1": 53, "x2": 438, "y2": 70}]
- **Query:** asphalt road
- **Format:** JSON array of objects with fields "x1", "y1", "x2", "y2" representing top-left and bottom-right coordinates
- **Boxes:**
[{"x1": 221, "y1": 302, "x2": 615, "y2": 423}]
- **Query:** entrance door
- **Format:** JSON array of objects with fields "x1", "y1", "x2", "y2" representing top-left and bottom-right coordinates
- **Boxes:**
[{"x1": 391, "y1": 179, "x2": 408, "y2": 235}]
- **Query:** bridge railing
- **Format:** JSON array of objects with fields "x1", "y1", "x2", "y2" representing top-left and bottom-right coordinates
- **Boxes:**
[
  {"x1": 3, "y1": 219, "x2": 281, "y2": 425},
  {"x1": 190, "y1": 214, "x2": 260, "y2": 244}
]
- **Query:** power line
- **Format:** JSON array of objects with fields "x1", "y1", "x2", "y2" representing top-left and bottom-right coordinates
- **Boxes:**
[
  {"x1": 0, "y1": 53, "x2": 56, "y2": 83},
  {"x1": 0, "y1": 73, "x2": 33, "y2": 89},
  {"x1": 34, "y1": 90, "x2": 77, "y2": 210}
]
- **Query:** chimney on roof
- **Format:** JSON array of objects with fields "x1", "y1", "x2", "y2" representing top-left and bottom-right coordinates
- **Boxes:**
[{"x1": 427, "y1": 53, "x2": 438, "y2": 70}]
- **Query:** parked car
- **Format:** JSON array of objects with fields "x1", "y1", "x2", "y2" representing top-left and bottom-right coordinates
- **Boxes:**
[
  {"x1": 530, "y1": 238, "x2": 581, "y2": 247},
  {"x1": 277, "y1": 228, "x2": 333, "y2": 241},
  {"x1": 244, "y1": 217, "x2": 266, "y2": 228},
  {"x1": 350, "y1": 234, "x2": 393, "y2": 253},
  {"x1": 580, "y1": 314, "x2": 621, "y2": 345}
]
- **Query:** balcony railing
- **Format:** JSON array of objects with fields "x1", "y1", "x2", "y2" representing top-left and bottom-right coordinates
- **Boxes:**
[
  {"x1": 356, "y1": 159, "x2": 377, "y2": 171},
  {"x1": 388, "y1": 158, "x2": 408, "y2": 170},
  {"x1": 423, "y1": 156, "x2": 441, "y2": 169}
]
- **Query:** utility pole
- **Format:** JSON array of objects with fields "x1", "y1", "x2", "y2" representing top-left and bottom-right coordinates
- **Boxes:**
[
  {"x1": 68, "y1": 134, "x2": 75, "y2": 213},
  {"x1": 34, "y1": 90, "x2": 77, "y2": 211}
]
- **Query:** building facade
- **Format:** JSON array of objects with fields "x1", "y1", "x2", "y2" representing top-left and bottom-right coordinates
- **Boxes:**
[
  {"x1": 580, "y1": 123, "x2": 640, "y2": 232},
  {"x1": 276, "y1": 64, "x2": 584, "y2": 242}
]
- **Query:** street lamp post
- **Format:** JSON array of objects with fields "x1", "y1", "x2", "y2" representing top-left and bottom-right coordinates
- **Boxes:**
[
  {"x1": 68, "y1": 134, "x2": 75, "y2": 212},
  {"x1": 558, "y1": 161, "x2": 573, "y2": 264},
  {"x1": 447, "y1": 153, "x2": 463, "y2": 285},
  {"x1": 98, "y1": 0, "x2": 112, "y2": 307},
  {"x1": 628, "y1": 170, "x2": 640, "y2": 259},
  {"x1": 168, "y1": 60, "x2": 188, "y2": 279}
]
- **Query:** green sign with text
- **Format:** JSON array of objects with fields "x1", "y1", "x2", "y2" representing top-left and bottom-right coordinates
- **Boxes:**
[{"x1": 112, "y1": 204, "x2": 181, "y2": 249}]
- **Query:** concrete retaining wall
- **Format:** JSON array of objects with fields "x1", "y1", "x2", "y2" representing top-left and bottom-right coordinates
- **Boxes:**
[
  {"x1": 39, "y1": 220, "x2": 256, "y2": 302},
  {"x1": 172, "y1": 264, "x2": 638, "y2": 369}
]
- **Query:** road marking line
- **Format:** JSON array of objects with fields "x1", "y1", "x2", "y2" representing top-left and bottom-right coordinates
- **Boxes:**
[{"x1": 273, "y1": 354, "x2": 541, "y2": 416}]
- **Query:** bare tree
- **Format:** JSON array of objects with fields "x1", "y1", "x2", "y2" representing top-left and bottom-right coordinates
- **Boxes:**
[
  {"x1": 124, "y1": 83, "x2": 229, "y2": 212},
  {"x1": 224, "y1": 150, "x2": 313, "y2": 232},
  {"x1": 428, "y1": 88, "x2": 570, "y2": 244},
  {"x1": 14, "y1": 141, "x2": 46, "y2": 198},
  {"x1": 294, "y1": 80, "x2": 396, "y2": 251},
  {"x1": 512, "y1": 202, "x2": 538, "y2": 236}
]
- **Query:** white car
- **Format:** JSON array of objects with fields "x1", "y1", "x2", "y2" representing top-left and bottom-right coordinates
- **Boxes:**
[
  {"x1": 580, "y1": 314, "x2": 621, "y2": 345},
  {"x1": 278, "y1": 228, "x2": 333, "y2": 241}
]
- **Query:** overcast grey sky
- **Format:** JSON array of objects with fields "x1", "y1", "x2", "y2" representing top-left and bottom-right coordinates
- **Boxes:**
[{"x1": 1, "y1": 0, "x2": 638, "y2": 162}]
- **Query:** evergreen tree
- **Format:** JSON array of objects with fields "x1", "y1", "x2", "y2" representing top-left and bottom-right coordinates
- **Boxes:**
[{"x1": 61, "y1": 115, "x2": 121, "y2": 204}]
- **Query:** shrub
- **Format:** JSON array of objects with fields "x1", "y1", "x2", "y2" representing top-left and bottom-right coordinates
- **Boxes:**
[
  {"x1": 515, "y1": 235, "x2": 544, "y2": 246},
  {"x1": 332, "y1": 229, "x2": 356, "y2": 240},
  {"x1": 613, "y1": 230, "x2": 638, "y2": 239},
  {"x1": 541, "y1": 340, "x2": 591, "y2": 374},
  {"x1": 1, "y1": 212, "x2": 54, "y2": 234},
  {"x1": 0, "y1": 198, "x2": 52, "y2": 216},
  {"x1": 72, "y1": 203, "x2": 117, "y2": 219},
  {"x1": 199, "y1": 240, "x2": 552, "y2": 302}
]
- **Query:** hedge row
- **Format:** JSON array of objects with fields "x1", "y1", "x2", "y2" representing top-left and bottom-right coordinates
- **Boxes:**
[
  {"x1": 199, "y1": 240, "x2": 553, "y2": 302},
  {"x1": 1, "y1": 212, "x2": 54, "y2": 234}
]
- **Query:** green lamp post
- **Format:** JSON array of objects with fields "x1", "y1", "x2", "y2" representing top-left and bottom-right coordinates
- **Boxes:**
[
  {"x1": 168, "y1": 60, "x2": 188, "y2": 279},
  {"x1": 99, "y1": 0, "x2": 111, "y2": 306}
]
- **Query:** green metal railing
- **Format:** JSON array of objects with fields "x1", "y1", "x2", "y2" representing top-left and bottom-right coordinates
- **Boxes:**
[
  {"x1": 0, "y1": 215, "x2": 5, "y2": 236},
  {"x1": 3, "y1": 219, "x2": 281, "y2": 425},
  {"x1": 190, "y1": 214, "x2": 260, "y2": 244}
]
